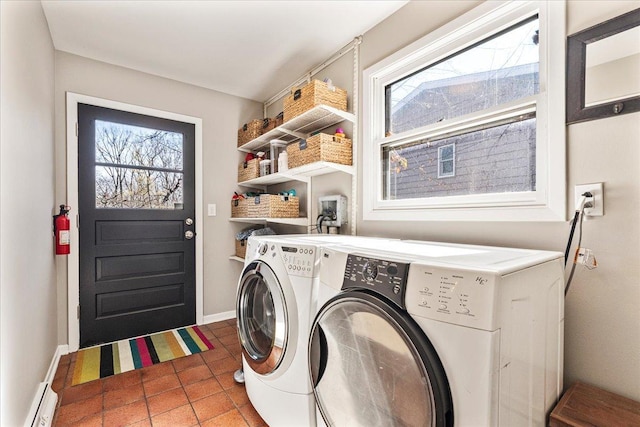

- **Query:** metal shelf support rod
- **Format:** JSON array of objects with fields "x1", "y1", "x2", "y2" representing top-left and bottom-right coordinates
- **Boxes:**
[{"x1": 263, "y1": 36, "x2": 363, "y2": 115}]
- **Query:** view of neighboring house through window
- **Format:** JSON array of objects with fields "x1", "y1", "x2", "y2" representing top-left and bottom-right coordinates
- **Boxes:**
[
  {"x1": 383, "y1": 16, "x2": 539, "y2": 201},
  {"x1": 94, "y1": 120, "x2": 184, "y2": 209}
]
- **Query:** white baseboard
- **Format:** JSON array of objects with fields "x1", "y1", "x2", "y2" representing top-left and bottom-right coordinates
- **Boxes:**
[
  {"x1": 25, "y1": 345, "x2": 68, "y2": 427},
  {"x1": 202, "y1": 310, "x2": 236, "y2": 325},
  {"x1": 45, "y1": 345, "x2": 69, "y2": 383}
]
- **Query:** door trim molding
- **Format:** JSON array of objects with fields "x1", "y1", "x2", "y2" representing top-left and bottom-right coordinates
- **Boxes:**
[{"x1": 66, "y1": 92, "x2": 204, "y2": 352}]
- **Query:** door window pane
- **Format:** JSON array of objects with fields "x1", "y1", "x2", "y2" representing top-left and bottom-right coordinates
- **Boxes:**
[
  {"x1": 383, "y1": 116, "x2": 536, "y2": 200},
  {"x1": 95, "y1": 120, "x2": 183, "y2": 169},
  {"x1": 96, "y1": 166, "x2": 183, "y2": 209},
  {"x1": 386, "y1": 17, "x2": 539, "y2": 135},
  {"x1": 94, "y1": 120, "x2": 184, "y2": 209}
]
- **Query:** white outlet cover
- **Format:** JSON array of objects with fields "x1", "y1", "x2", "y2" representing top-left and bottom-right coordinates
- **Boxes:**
[
  {"x1": 208, "y1": 204, "x2": 217, "y2": 216},
  {"x1": 574, "y1": 183, "x2": 603, "y2": 216}
]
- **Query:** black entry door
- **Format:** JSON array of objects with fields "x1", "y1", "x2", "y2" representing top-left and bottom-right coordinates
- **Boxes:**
[{"x1": 78, "y1": 103, "x2": 196, "y2": 348}]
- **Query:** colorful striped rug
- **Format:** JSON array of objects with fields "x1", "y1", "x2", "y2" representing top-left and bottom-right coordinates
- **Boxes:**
[{"x1": 71, "y1": 325, "x2": 214, "y2": 386}]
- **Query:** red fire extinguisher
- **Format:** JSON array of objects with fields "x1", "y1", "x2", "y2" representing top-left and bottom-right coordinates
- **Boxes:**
[{"x1": 53, "y1": 205, "x2": 71, "y2": 255}]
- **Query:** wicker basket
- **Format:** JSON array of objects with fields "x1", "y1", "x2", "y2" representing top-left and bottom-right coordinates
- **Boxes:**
[
  {"x1": 238, "y1": 158, "x2": 260, "y2": 182},
  {"x1": 262, "y1": 118, "x2": 276, "y2": 133},
  {"x1": 274, "y1": 112, "x2": 284, "y2": 127},
  {"x1": 231, "y1": 198, "x2": 251, "y2": 218},
  {"x1": 235, "y1": 239, "x2": 247, "y2": 259},
  {"x1": 283, "y1": 80, "x2": 347, "y2": 123},
  {"x1": 247, "y1": 195, "x2": 299, "y2": 218},
  {"x1": 237, "y1": 119, "x2": 263, "y2": 147},
  {"x1": 286, "y1": 134, "x2": 352, "y2": 169}
]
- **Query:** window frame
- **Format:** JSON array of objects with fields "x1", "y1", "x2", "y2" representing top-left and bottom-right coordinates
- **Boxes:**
[
  {"x1": 437, "y1": 143, "x2": 455, "y2": 179},
  {"x1": 362, "y1": 0, "x2": 566, "y2": 222}
]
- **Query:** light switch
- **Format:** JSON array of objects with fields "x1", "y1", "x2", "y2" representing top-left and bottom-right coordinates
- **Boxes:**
[{"x1": 208, "y1": 204, "x2": 217, "y2": 216}]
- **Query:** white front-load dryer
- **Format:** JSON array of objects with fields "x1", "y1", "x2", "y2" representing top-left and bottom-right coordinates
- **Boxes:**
[{"x1": 310, "y1": 241, "x2": 564, "y2": 427}]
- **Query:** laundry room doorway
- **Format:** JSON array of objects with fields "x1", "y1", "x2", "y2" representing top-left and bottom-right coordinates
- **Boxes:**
[{"x1": 66, "y1": 94, "x2": 204, "y2": 351}]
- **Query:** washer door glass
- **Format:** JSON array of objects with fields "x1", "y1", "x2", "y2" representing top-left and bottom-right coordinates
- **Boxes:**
[
  {"x1": 310, "y1": 294, "x2": 451, "y2": 427},
  {"x1": 237, "y1": 261, "x2": 287, "y2": 375}
]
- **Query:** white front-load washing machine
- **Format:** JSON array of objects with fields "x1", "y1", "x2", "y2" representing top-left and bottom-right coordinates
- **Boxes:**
[
  {"x1": 236, "y1": 235, "x2": 321, "y2": 426},
  {"x1": 310, "y1": 240, "x2": 564, "y2": 427}
]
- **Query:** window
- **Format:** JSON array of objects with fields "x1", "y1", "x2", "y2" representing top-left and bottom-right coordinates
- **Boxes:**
[
  {"x1": 363, "y1": 1, "x2": 566, "y2": 221},
  {"x1": 437, "y1": 144, "x2": 455, "y2": 179},
  {"x1": 94, "y1": 120, "x2": 184, "y2": 209}
]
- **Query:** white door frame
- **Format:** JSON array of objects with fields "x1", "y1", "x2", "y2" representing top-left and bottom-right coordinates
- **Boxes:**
[{"x1": 66, "y1": 92, "x2": 204, "y2": 352}]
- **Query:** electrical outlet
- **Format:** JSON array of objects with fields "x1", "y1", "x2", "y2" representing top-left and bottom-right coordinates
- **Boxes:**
[
  {"x1": 208, "y1": 204, "x2": 217, "y2": 216},
  {"x1": 575, "y1": 183, "x2": 604, "y2": 216}
]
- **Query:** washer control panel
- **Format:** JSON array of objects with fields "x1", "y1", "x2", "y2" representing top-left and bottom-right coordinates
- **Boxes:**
[
  {"x1": 279, "y1": 245, "x2": 317, "y2": 278},
  {"x1": 343, "y1": 254, "x2": 410, "y2": 309},
  {"x1": 405, "y1": 261, "x2": 496, "y2": 330}
]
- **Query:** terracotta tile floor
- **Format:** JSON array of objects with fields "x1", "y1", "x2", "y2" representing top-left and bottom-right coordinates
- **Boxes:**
[{"x1": 51, "y1": 319, "x2": 268, "y2": 427}]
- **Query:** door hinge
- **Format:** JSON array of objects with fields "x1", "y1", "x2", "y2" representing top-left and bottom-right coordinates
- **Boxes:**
[
  {"x1": 77, "y1": 305, "x2": 80, "y2": 319},
  {"x1": 75, "y1": 122, "x2": 78, "y2": 137},
  {"x1": 76, "y1": 214, "x2": 79, "y2": 228}
]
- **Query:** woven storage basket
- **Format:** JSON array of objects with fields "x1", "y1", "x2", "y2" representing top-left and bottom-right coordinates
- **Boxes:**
[
  {"x1": 231, "y1": 198, "x2": 251, "y2": 218},
  {"x1": 286, "y1": 134, "x2": 352, "y2": 169},
  {"x1": 237, "y1": 119, "x2": 263, "y2": 147},
  {"x1": 262, "y1": 118, "x2": 276, "y2": 133},
  {"x1": 283, "y1": 80, "x2": 347, "y2": 123},
  {"x1": 238, "y1": 158, "x2": 260, "y2": 182},
  {"x1": 247, "y1": 195, "x2": 299, "y2": 218},
  {"x1": 235, "y1": 239, "x2": 247, "y2": 259},
  {"x1": 274, "y1": 112, "x2": 284, "y2": 127}
]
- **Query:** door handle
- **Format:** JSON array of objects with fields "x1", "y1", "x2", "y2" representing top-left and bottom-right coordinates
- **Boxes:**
[
  {"x1": 185, "y1": 218, "x2": 194, "y2": 226},
  {"x1": 185, "y1": 230, "x2": 195, "y2": 240}
]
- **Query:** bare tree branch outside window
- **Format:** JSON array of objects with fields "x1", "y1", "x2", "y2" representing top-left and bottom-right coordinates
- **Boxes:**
[{"x1": 94, "y1": 120, "x2": 184, "y2": 209}]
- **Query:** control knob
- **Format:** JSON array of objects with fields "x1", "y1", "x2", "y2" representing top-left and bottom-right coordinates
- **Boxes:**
[
  {"x1": 258, "y1": 242, "x2": 268, "y2": 255},
  {"x1": 361, "y1": 260, "x2": 379, "y2": 281}
]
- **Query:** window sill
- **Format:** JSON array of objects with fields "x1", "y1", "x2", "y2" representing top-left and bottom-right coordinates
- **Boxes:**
[{"x1": 364, "y1": 204, "x2": 566, "y2": 222}]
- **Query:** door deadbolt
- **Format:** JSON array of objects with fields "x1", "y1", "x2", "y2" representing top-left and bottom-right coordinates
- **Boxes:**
[
  {"x1": 185, "y1": 218, "x2": 194, "y2": 226},
  {"x1": 185, "y1": 230, "x2": 195, "y2": 240}
]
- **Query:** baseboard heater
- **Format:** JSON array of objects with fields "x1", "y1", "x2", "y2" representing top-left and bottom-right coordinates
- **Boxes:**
[{"x1": 26, "y1": 382, "x2": 57, "y2": 427}]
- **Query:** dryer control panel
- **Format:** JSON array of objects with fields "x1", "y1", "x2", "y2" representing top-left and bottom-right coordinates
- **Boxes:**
[
  {"x1": 279, "y1": 245, "x2": 317, "y2": 278},
  {"x1": 342, "y1": 254, "x2": 410, "y2": 309},
  {"x1": 405, "y1": 261, "x2": 497, "y2": 330}
]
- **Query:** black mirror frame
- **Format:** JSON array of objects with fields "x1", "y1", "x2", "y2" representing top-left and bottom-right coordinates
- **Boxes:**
[{"x1": 566, "y1": 8, "x2": 640, "y2": 124}]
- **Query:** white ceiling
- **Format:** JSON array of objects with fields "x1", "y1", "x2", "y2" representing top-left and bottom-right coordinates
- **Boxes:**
[{"x1": 41, "y1": 0, "x2": 408, "y2": 101}]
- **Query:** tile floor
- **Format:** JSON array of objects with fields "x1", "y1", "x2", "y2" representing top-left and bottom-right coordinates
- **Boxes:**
[{"x1": 50, "y1": 319, "x2": 268, "y2": 427}]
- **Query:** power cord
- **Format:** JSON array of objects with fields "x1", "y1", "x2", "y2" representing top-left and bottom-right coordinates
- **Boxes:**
[
  {"x1": 316, "y1": 214, "x2": 330, "y2": 234},
  {"x1": 564, "y1": 210, "x2": 580, "y2": 267},
  {"x1": 564, "y1": 192, "x2": 592, "y2": 266},
  {"x1": 564, "y1": 192, "x2": 593, "y2": 296}
]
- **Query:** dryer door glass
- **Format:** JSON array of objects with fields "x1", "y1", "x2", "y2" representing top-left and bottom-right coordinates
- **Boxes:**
[
  {"x1": 237, "y1": 261, "x2": 287, "y2": 375},
  {"x1": 310, "y1": 294, "x2": 451, "y2": 427}
]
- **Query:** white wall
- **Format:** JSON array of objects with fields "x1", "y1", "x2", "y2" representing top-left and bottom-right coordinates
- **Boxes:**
[
  {"x1": 0, "y1": 2, "x2": 57, "y2": 425},
  {"x1": 54, "y1": 52, "x2": 262, "y2": 343},
  {"x1": 351, "y1": 0, "x2": 640, "y2": 401}
]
